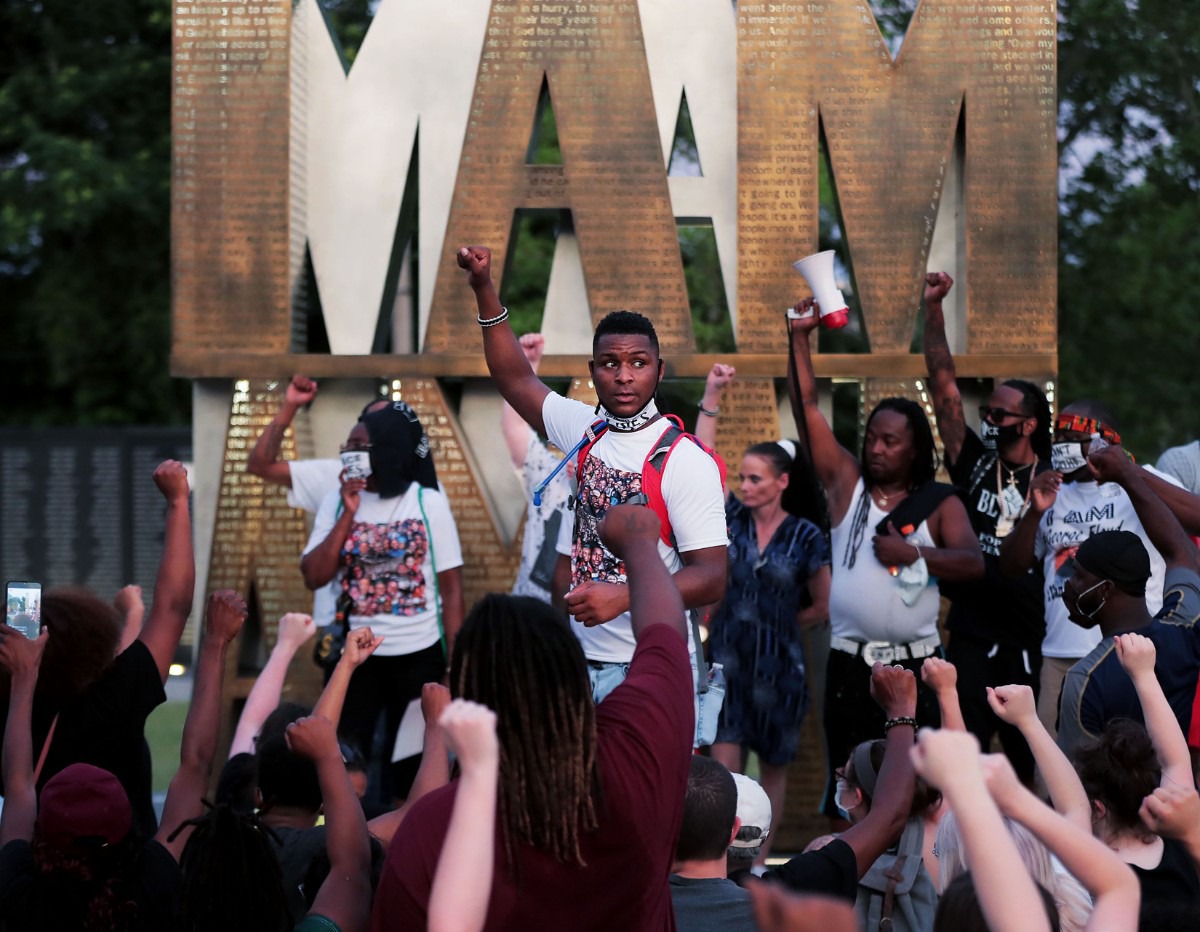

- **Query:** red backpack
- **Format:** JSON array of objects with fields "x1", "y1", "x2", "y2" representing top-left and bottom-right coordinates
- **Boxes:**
[{"x1": 575, "y1": 414, "x2": 727, "y2": 549}]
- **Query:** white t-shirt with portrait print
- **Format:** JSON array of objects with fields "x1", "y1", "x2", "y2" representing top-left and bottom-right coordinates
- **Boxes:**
[
  {"x1": 541, "y1": 392, "x2": 728, "y2": 664},
  {"x1": 303, "y1": 484, "x2": 463, "y2": 656},
  {"x1": 513, "y1": 434, "x2": 572, "y2": 602}
]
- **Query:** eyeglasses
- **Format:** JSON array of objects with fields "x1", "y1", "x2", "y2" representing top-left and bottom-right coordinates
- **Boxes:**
[
  {"x1": 978, "y1": 406, "x2": 1029, "y2": 424},
  {"x1": 834, "y1": 767, "x2": 852, "y2": 786},
  {"x1": 339, "y1": 443, "x2": 373, "y2": 453}
]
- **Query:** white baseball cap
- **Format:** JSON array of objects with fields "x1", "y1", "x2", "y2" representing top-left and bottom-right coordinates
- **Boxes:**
[{"x1": 730, "y1": 773, "x2": 771, "y2": 847}]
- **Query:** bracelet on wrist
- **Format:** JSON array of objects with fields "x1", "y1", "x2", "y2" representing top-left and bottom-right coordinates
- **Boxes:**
[
  {"x1": 477, "y1": 307, "x2": 510, "y2": 327},
  {"x1": 698, "y1": 402, "x2": 719, "y2": 417},
  {"x1": 911, "y1": 543, "x2": 922, "y2": 562},
  {"x1": 884, "y1": 716, "x2": 918, "y2": 731}
]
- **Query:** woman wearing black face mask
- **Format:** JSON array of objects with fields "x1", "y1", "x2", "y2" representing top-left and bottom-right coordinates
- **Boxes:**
[
  {"x1": 300, "y1": 401, "x2": 464, "y2": 804},
  {"x1": 923, "y1": 271, "x2": 1054, "y2": 787}
]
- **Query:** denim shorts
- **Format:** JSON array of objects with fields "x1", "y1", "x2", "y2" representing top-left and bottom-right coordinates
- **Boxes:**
[{"x1": 588, "y1": 657, "x2": 725, "y2": 748}]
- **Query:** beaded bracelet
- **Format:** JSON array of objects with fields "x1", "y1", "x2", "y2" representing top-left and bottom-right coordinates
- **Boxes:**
[
  {"x1": 883, "y1": 716, "x2": 918, "y2": 731},
  {"x1": 477, "y1": 307, "x2": 510, "y2": 327}
]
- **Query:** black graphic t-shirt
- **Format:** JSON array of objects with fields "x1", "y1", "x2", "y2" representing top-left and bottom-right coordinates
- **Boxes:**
[{"x1": 940, "y1": 429, "x2": 1049, "y2": 647}]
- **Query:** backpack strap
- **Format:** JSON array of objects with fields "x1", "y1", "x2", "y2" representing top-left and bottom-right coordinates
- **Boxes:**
[
  {"x1": 574, "y1": 419, "x2": 610, "y2": 478},
  {"x1": 636, "y1": 419, "x2": 687, "y2": 548},
  {"x1": 873, "y1": 480, "x2": 957, "y2": 537},
  {"x1": 575, "y1": 413, "x2": 727, "y2": 550},
  {"x1": 637, "y1": 415, "x2": 729, "y2": 549},
  {"x1": 879, "y1": 854, "x2": 905, "y2": 931}
]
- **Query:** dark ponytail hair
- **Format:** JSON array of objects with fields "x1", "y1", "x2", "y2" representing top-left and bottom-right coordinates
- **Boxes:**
[{"x1": 1072, "y1": 718, "x2": 1160, "y2": 836}]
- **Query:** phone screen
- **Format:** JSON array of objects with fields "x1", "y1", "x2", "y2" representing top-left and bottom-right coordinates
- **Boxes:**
[{"x1": 5, "y1": 582, "x2": 42, "y2": 640}]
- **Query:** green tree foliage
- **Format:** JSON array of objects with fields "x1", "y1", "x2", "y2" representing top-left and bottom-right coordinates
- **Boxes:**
[
  {"x1": 1056, "y1": 0, "x2": 1200, "y2": 459},
  {"x1": 316, "y1": 0, "x2": 376, "y2": 69},
  {"x1": 0, "y1": 0, "x2": 187, "y2": 425}
]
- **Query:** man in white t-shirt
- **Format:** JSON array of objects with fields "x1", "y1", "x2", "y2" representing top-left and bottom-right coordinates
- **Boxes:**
[
  {"x1": 1000, "y1": 402, "x2": 1198, "y2": 735},
  {"x1": 457, "y1": 245, "x2": 728, "y2": 704},
  {"x1": 247, "y1": 375, "x2": 389, "y2": 625}
]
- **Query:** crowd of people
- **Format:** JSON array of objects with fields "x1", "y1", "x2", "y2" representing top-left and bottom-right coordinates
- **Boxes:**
[{"x1": 2, "y1": 248, "x2": 1199, "y2": 931}]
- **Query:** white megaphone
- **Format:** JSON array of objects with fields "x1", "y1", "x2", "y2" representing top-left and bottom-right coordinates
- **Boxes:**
[{"x1": 789, "y1": 250, "x2": 850, "y2": 330}]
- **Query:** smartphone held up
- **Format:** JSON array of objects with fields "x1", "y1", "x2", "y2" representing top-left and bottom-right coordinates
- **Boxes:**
[{"x1": 5, "y1": 581, "x2": 42, "y2": 639}]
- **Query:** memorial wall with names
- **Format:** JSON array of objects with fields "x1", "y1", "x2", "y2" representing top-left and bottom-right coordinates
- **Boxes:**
[{"x1": 0, "y1": 429, "x2": 193, "y2": 631}]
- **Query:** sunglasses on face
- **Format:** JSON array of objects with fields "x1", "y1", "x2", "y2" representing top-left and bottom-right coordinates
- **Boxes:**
[{"x1": 979, "y1": 406, "x2": 1029, "y2": 424}]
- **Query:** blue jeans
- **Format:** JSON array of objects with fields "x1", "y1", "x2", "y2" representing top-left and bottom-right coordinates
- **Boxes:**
[{"x1": 587, "y1": 656, "x2": 725, "y2": 748}]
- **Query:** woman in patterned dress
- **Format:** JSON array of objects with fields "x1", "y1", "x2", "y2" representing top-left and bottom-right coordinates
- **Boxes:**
[{"x1": 708, "y1": 440, "x2": 831, "y2": 865}]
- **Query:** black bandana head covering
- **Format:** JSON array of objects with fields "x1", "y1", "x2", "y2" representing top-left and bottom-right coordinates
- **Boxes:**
[{"x1": 359, "y1": 402, "x2": 438, "y2": 499}]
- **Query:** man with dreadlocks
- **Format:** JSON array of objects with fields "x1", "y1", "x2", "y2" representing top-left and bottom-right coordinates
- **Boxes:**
[
  {"x1": 787, "y1": 298, "x2": 983, "y2": 821},
  {"x1": 371, "y1": 503, "x2": 695, "y2": 929},
  {"x1": 922, "y1": 270, "x2": 1053, "y2": 785}
]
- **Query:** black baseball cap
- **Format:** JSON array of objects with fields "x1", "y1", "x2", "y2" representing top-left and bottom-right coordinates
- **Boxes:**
[{"x1": 1074, "y1": 530, "x2": 1151, "y2": 596}]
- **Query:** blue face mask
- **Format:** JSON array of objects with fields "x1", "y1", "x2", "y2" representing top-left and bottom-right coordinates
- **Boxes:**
[{"x1": 834, "y1": 781, "x2": 859, "y2": 821}]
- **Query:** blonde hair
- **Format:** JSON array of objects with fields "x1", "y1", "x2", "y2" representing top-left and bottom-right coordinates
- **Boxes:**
[{"x1": 935, "y1": 810, "x2": 1092, "y2": 932}]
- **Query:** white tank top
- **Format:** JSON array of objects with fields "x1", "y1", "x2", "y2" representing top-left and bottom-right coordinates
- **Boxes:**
[{"x1": 828, "y1": 478, "x2": 941, "y2": 643}]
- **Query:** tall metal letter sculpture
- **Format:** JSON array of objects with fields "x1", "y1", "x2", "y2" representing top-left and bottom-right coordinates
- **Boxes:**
[{"x1": 172, "y1": 0, "x2": 1057, "y2": 838}]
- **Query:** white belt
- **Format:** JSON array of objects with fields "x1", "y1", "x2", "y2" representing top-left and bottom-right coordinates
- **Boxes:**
[{"x1": 830, "y1": 634, "x2": 941, "y2": 667}]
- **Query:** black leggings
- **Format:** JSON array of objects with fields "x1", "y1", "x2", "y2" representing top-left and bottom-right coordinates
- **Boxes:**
[
  {"x1": 337, "y1": 643, "x2": 446, "y2": 803},
  {"x1": 820, "y1": 646, "x2": 942, "y2": 818},
  {"x1": 946, "y1": 632, "x2": 1041, "y2": 785}
]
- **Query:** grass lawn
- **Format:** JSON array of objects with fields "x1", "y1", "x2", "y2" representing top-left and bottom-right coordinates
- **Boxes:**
[{"x1": 145, "y1": 700, "x2": 189, "y2": 793}]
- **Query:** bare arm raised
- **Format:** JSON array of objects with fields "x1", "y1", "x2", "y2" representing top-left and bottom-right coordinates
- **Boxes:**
[
  {"x1": 157, "y1": 590, "x2": 247, "y2": 861},
  {"x1": 1115, "y1": 633, "x2": 1193, "y2": 789},
  {"x1": 598, "y1": 505, "x2": 687, "y2": 644},
  {"x1": 289, "y1": 715, "x2": 374, "y2": 932},
  {"x1": 920, "y1": 272, "x2": 966, "y2": 467},
  {"x1": 987, "y1": 683, "x2": 1091, "y2": 831},
  {"x1": 1089, "y1": 445, "x2": 1199, "y2": 572},
  {"x1": 229, "y1": 613, "x2": 317, "y2": 757},
  {"x1": 428, "y1": 701, "x2": 500, "y2": 932},
  {"x1": 501, "y1": 334, "x2": 545, "y2": 468},
  {"x1": 0, "y1": 627, "x2": 48, "y2": 846},
  {"x1": 984, "y1": 753, "x2": 1141, "y2": 931},
  {"x1": 247, "y1": 375, "x2": 318, "y2": 487},
  {"x1": 140, "y1": 460, "x2": 196, "y2": 682},
  {"x1": 458, "y1": 246, "x2": 551, "y2": 434},
  {"x1": 913, "y1": 731, "x2": 1050, "y2": 932},
  {"x1": 921, "y1": 656, "x2": 966, "y2": 732},
  {"x1": 837, "y1": 664, "x2": 918, "y2": 877},
  {"x1": 693, "y1": 363, "x2": 735, "y2": 452},
  {"x1": 787, "y1": 309, "x2": 860, "y2": 523}
]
